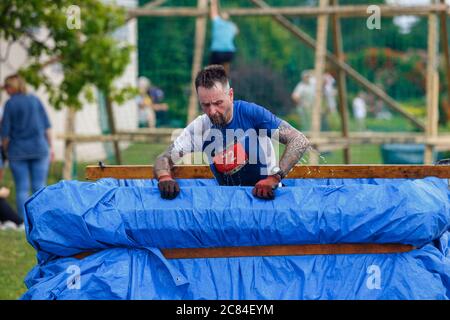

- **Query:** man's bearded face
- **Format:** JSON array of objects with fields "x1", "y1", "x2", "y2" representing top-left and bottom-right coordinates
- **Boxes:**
[{"x1": 197, "y1": 82, "x2": 234, "y2": 128}]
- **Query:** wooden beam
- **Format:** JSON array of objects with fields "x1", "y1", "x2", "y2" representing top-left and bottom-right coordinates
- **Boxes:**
[
  {"x1": 86, "y1": 164, "x2": 211, "y2": 180},
  {"x1": 249, "y1": 0, "x2": 425, "y2": 131},
  {"x1": 74, "y1": 243, "x2": 414, "y2": 260},
  {"x1": 126, "y1": 0, "x2": 167, "y2": 21},
  {"x1": 161, "y1": 243, "x2": 414, "y2": 259},
  {"x1": 227, "y1": 5, "x2": 447, "y2": 17},
  {"x1": 331, "y1": 0, "x2": 350, "y2": 164},
  {"x1": 85, "y1": 164, "x2": 450, "y2": 180},
  {"x1": 439, "y1": 0, "x2": 450, "y2": 123},
  {"x1": 57, "y1": 131, "x2": 450, "y2": 145},
  {"x1": 187, "y1": 0, "x2": 208, "y2": 124},
  {"x1": 128, "y1": 7, "x2": 208, "y2": 18},
  {"x1": 310, "y1": 0, "x2": 329, "y2": 165},
  {"x1": 425, "y1": 7, "x2": 440, "y2": 164},
  {"x1": 56, "y1": 134, "x2": 173, "y2": 144},
  {"x1": 127, "y1": 4, "x2": 448, "y2": 18}
]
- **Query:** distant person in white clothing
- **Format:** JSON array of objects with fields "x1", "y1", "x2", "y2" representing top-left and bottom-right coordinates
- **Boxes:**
[
  {"x1": 352, "y1": 92, "x2": 367, "y2": 131},
  {"x1": 324, "y1": 72, "x2": 337, "y2": 114},
  {"x1": 291, "y1": 70, "x2": 315, "y2": 131}
]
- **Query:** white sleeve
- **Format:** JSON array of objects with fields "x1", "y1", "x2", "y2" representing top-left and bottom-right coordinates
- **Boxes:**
[{"x1": 173, "y1": 115, "x2": 210, "y2": 154}]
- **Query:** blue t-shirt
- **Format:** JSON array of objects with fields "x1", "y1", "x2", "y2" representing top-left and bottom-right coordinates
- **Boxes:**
[
  {"x1": 207, "y1": 100, "x2": 281, "y2": 140},
  {"x1": 1, "y1": 94, "x2": 51, "y2": 160},
  {"x1": 211, "y1": 17, "x2": 238, "y2": 52},
  {"x1": 174, "y1": 100, "x2": 282, "y2": 186}
]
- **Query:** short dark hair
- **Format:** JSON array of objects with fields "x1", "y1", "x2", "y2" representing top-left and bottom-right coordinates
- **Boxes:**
[{"x1": 195, "y1": 65, "x2": 229, "y2": 91}]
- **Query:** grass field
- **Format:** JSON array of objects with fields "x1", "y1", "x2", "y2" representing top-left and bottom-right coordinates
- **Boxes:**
[{"x1": 0, "y1": 231, "x2": 35, "y2": 300}]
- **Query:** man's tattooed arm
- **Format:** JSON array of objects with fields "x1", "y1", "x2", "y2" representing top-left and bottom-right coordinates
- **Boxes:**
[
  {"x1": 153, "y1": 143, "x2": 184, "y2": 179},
  {"x1": 277, "y1": 120, "x2": 311, "y2": 178}
]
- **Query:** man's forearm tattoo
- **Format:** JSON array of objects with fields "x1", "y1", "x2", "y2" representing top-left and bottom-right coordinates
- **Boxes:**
[
  {"x1": 277, "y1": 120, "x2": 311, "y2": 176},
  {"x1": 154, "y1": 143, "x2": 183, "y2": 178}
]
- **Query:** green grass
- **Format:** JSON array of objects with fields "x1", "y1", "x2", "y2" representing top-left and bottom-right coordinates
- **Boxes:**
[
  {"x1": 0, "y1": 231, "x2": 36, "y2": 300},
  {"x1": 318, "y1": 145, "x2": 382, "y2": 164}
]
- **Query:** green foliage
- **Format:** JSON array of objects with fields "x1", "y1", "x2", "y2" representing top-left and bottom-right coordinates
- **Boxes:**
[
  {"x1": 0, "y1": 0, "x2": 133, "y2": 110},
  {"x1": 346, "y1": 48, "x2": 427, "y2": 100}
]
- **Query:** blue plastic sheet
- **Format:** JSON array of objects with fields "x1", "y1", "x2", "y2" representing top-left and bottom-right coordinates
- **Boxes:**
[{"x1": 22, "y1": 177, "x2": 450, "y2": 300}]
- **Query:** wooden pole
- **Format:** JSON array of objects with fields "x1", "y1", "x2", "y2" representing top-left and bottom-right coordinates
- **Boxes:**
[
  {"x1": 127, "y1": 4, "x2": 448, "y2": 18},
  {"x1": 310, "y1": 0, "x2": 329, "y2": 165},
  {"x1": 425, "y1": 7, "x2": 440, "y2": 164},
  {"x1": 63, "y1": 107, "x2": 76, "y2": 180},
  {"x1": 439, "y1": 0, "x2": 450, "y2": 123},
  {"x1": 57, "y1": 131, "x2": 450, "y2": 146},
  {"x1": 249, "y1": 0, "x2": 425, "y2": 131},
  {"x1": 187, "y1": 0, "x2": 208, "y2": 124},
  {"x1": 330, "y1": 0, "x2": 350, "y2": 164},
  {"x1": 105, "y1": 94, "x2": 123, "y2": 165},
  {"x1": 126, "y1": 0, "x2": 167, "y2": 22}
]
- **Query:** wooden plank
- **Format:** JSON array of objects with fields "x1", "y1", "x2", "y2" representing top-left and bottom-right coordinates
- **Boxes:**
[
  {"x1": 226, "y1": 4, "x2": 446, "y2": 17},
  {"x1": 57, "y1": 131, "x2": 450, "y2": 146},
  {"x1": 161, "y1": 243, "x2": 414, "y2": 259},
  {"x1": 331, "y1": 0, "x2": 350, "y2": 164},
  {"x1": 425, "y1": 8, "x2": 440, "y2": 164},
  {"x1": 128, "y1": 7, "x2": 208, "y2": 18},
  {"x1": 126, "y1": 0, "x2": 167, "y2": 21},
  {"x1": 85, "y1": 164, "x2": 450, "y2": 180},
  {"x1": 74, "y1": 243, "x2": 414, "y2": 260},
  {"x1": 249, "y1": 0, "x2": 425, "y2": 131},
  {"x1": 310, "y1": 0, "x2": 329, "y2": 165},
  {"x1": 126, "y1": 4, "x2": 448, "y2": 18},
  {"x1": 289, "y1": 164, "x2": 450, "y2": 178},
  {"x1": 187, "y1": 0, "x2": 208, "y2": 124},
  {"x1": 440, "y1": 0, "x2": 450, "y2": 125}
]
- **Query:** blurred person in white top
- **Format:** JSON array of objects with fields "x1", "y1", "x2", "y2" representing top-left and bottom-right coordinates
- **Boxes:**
[{"x1": 352, "y1": 91, "x2": 367, "y2": 131}]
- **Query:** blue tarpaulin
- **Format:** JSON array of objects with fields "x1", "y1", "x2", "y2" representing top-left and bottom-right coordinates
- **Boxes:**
[{"x1": 22, "y1": 177, "x2": 450, "y2": 299}]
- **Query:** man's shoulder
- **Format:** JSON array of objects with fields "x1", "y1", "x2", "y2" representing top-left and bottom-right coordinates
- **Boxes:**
[
  {"x1": 234, "y1": 99, "x2": 258, "y2": 109},
  {"x1": 185, "y1": 114, "x2": 212, "y2": 132},
  {"x1": 235, "y1": 100, "x2": 268, "y2": 114}
]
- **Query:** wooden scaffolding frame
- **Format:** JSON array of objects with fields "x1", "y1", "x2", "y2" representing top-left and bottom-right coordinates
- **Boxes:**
[{"x1": 61, "y1": 1, "x2": 450, "y2": 178}]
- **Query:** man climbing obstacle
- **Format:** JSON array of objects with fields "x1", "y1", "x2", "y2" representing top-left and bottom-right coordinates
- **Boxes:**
[{"x1": 153, "y1": 65, "x2": 310, "y2": 200}]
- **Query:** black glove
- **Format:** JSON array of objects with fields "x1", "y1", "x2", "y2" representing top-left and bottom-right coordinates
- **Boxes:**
[{"x1": 157, "y1": 175, "x2": 180, "y2": 200}]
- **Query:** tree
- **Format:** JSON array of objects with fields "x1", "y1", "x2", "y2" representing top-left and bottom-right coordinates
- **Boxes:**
[{"x1": 0, "y1": 0, "x2": 134, "y2": 110}]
